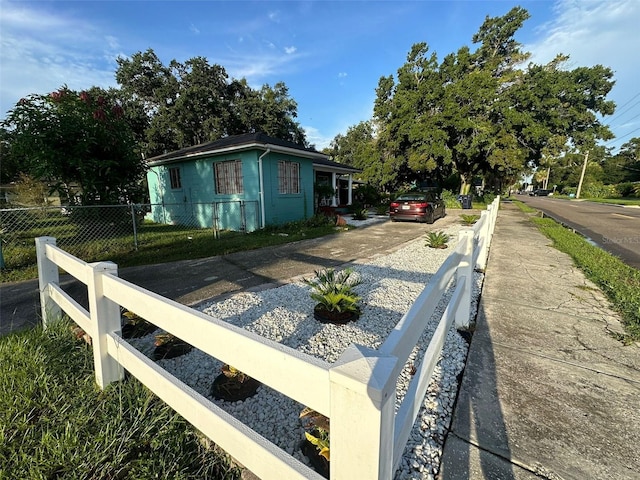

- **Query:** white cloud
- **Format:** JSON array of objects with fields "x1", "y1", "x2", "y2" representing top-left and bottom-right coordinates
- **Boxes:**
[
  {"x1": 268, "y1": 11, "x2": 280, "y2": 23},
  {"x1": 284, "y1": 46, "x2": 297, "y2": 55},
  {"x1": 302, "y1": 125, "x2": 333, "y2": 151},
  {"x1": 190, "y1": 23, "x2": 200, "y2": 35},
  {"x1": 526, "y1": 0, "x2": 640, "y2": 150},
  {"x1": 0, "y1": 0, "x2": 119, "y2": 115},
  {"x1": 338, "y1": 72, "x2": 347, "y2": 78}
]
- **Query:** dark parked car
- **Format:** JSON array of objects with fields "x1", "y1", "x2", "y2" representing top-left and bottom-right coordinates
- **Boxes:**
[
  {"x1": 529, "y1": 189, "x2": 552, "y2": 196},
  {"x1": 389, "y1": 192, "x2": 446, "y2": 224}
]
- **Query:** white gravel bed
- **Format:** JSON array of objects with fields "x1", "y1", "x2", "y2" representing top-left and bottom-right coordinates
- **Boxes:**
[{"x1": 129, "y1": 223, "x2": 484, "y2": 479}]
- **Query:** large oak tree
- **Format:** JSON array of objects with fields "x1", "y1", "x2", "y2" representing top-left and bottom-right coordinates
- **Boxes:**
[{"x1": 365, "y1": 7, "x2": 616, "y2": 193}]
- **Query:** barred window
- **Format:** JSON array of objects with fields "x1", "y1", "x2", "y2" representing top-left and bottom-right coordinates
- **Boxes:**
[
  {"x1": 278, "y1": 161, "x2": 300, "y2": 194},
  {"x1": 169, "y1": 167, "x2": 182, "y2": 189},
  {"x1": 215, "y1": 160, "x2": 243, "y2": 194}
]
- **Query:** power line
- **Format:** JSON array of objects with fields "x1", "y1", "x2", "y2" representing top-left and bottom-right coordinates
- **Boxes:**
[
  {"x1": 614, "y1": 91, "x2": 640, "y2": 111},
  {"x1": 608, "y1": 92, "x2": 640, "y2": 126},
  {"x1": 604, "y1": 126, "x2": 640, "y2": 146}
]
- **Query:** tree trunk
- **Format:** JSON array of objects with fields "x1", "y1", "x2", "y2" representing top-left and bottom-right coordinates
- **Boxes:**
[{"x1": 459, "y1": 174, "x2": 471, "y2": 195}]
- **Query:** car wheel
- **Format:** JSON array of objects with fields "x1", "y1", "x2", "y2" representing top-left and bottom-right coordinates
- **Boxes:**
[{"x1": 425, "y1": 208, "x2": 435, "y2": 224}]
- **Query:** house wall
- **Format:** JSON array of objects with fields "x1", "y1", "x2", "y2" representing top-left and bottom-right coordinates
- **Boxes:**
[
  {"x1": 260, "y1": 151, "x2": 314, "y2": 225},
  {"x1": 146, "y1": 149, "x2": 314, "y2": 231}
]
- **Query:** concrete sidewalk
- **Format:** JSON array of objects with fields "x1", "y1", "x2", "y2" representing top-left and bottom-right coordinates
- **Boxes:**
[{"x1": 440, "y1": 203, "x2": 640, "y2": 480}]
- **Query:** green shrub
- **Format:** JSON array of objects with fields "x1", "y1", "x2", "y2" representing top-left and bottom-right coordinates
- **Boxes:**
[
  {"x1": 375, "y1": 204, "x2": 389, "y2": 215},
  {"x1": 303, "y1": 268, "x2": 362, "y2": 314},
  {"x1": 581, "y1": 183, "x2": 617, "y2": 199},
  {"x1": 351, "y1": 208, "x2": 369, "y2": 220},
  {"x1": 441, "y1": 190, "x2": 462, "y2": 209},
  {"x1": 460, "y1": 214, "x2": 480, "y2": 225},
  {"x1": 615, "y1": 182, "x2": 638, "y2": 198}
]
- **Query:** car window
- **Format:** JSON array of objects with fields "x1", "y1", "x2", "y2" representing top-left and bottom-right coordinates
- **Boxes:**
[{"x1": 396, "y1": 194, "x2": 425, "y2": 201}]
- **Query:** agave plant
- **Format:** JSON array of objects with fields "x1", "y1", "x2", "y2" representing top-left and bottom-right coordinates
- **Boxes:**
[{"x1": 426, "y1": 230, "x2": 450, "y2": 249}]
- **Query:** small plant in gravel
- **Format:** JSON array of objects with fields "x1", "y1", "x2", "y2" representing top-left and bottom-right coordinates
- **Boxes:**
[
  {"x1": 303, "y1": 268, "x2": 362, "y2": 323},
  {"x1": 426, "y1": 231, "x2": 450, "y2": 249},
  {"x1": 351, "y1": 208, "x2": 369, "y2": 220},
  {"x1": 121, "y1": 310, "x2": 157, "y2": 338},
  {"x1": 300, "y1": 407, "x2": 330, "y2": 478},
  {"x1": 460, "y1": 214, "x2": 480, "y2": 226},
  {"x1": 153, "y1": 332, "x2": 193, "y2": 360},
  {"x1": 211, "y1": 365, "x2": 260, "y2": 402}
]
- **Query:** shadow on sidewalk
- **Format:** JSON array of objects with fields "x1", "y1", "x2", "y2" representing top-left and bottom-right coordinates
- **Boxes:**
[{"x1": 440, "y1": 302, "x2": 516, "y2": 479}]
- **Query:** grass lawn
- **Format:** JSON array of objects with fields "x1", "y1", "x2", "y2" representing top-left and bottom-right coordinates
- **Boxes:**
[
  {"x1": 1, "y1": 216, "x2": 339, "y2": 283},
  {"x1": 0, "y1": 319, "x2": 241, "y2": 479},
  {"x1": 579, "y1": 197, "x2": 640, "y2": 206}
]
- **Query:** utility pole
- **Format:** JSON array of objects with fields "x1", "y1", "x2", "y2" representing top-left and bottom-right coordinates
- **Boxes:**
[
  {"x1": 576, "y1": 150, "x2": 589, "y2": 199},
  {"x1": 543, "y1": 167, "x2": 550, "y2": 190}
]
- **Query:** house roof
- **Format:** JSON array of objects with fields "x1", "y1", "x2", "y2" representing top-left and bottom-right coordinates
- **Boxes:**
[{"x1": 146, "y1": 132, "x2": 359, "y2": 173}]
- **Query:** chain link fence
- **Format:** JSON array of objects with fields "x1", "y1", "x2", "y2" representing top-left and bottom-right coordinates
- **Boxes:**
[{"x1": 0, "y1": 201, "x2": 259, "y2": 273}]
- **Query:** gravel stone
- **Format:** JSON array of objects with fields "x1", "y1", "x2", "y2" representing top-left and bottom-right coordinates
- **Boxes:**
[{"x1": 128, "y1": 223, "x2": 484, "y2": 479}]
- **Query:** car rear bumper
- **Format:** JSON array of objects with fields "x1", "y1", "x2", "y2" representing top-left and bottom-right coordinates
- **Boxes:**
[{"x1": 390, "y1": 213, "x2": 426, "y2": 222}]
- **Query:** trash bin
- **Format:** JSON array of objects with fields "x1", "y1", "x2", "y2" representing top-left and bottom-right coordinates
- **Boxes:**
[{"x1": 460, "y1": 194, "x2": 473, "y2": 209}]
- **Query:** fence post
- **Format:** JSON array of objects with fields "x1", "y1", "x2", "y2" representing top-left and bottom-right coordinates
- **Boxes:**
[
  {"x1": 130, "y1": 204, "x2": 138, "y2": 250},
  {"x1": 476, "y1": 210, "x2": 490, "y2": 271},
  {"x1": 212, "y1": 202, "x2": 219, "y2": 239},
  {"x1": 455, "y1": 229, "x2": 474, "y2": 329},
  {"x1": 329, "y1": 344, "x2": 397, "y2": 479},
  {"x1": 240, "y1": 200, "x2": 247, "y2": 233},
  {"x1": 87, "y1": 261, "x2": 124, "y2": 389},
  {"x1": 35, "y1": 236, "x2": 61, "y2": 328}
]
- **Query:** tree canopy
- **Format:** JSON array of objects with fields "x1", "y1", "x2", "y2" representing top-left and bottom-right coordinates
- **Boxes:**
[
  {"x1": 115, "y1": 49, "x2": 307, "y2": 157},
  {"x1": 341, "y1": 6, "x2": 616, "y2": 193},
  {"x1": 1, "y1": 87, "x2": 145, "y2": 205}
]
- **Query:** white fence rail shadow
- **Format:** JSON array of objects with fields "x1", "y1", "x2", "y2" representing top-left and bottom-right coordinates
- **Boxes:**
[{"x1": 36, "y1": 197, "x2": 500, "y2": 480}]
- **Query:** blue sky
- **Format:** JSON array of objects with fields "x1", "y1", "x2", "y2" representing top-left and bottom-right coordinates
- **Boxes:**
[{"x1": 1, "y1": 0, "x2": 639, "y2": 152}]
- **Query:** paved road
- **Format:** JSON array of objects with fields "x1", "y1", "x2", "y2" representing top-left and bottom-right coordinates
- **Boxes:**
[
  {"x1": 518, "y1": 194, "x2": 640, "y2": 269},
  {"x1": 0, "y1": 213, "x2": 466, "y2": 336}
]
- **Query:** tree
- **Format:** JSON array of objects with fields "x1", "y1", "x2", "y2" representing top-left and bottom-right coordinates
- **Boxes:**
[
  {"x1": 601, "y1": 138, "x2": 640, "y2": 184},
  {"x1": 368, "y1": 6, "x2": 615, "y2": 194},
  {"x1": 1, "y1": 87, "x2": 146, "y2": 205},
  {"x1": 116, "y1": 49, "x2": 308, "y2": 157},
  {"x1": 326, "y1": 121, "x2": 382, "y2": 186}
]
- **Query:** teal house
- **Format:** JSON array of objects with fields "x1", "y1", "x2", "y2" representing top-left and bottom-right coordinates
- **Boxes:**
[{"x1": 145, "y1": 133, "x2": 359, "y2": 232}]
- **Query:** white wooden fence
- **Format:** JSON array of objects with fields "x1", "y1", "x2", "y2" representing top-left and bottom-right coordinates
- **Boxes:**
[{"x1": 36, "y1": 197, "x2": 500, "y2": 480}]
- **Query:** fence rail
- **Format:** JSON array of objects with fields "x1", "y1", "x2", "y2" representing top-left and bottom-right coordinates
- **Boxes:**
[{"x1": 35, "y1": 197, "x2": 500, "y2": 479}]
